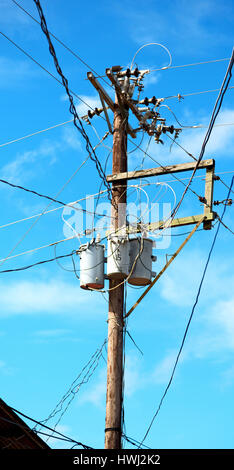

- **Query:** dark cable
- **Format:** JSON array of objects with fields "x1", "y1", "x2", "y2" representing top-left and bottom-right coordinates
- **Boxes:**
[
  {"x1": 0, "y1": 251, "x2": 74, "y2": 274},
  {"x1": 0, "y1": 415, "x2": 77, "y2": 445},
  {"x1": 139, "y1": 176, "x2": 234, "y2": 448},
  {"x1": 0, "y1": 177, "x2": 112, "y2": 219},
  {"x1": 11, "y1": 0, "x2": 112, "y2": 89},
  {"x1": 32, "y1": 0, "x2": 113, "y2": 205},
  {"x1": 122, "y1": 433, "x2": 152, "y2": 449},
  {"x1": 5, "y1": 405, "x2": 93, "y2": 449}
]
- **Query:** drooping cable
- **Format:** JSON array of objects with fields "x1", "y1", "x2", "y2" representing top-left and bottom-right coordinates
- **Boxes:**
[
  {"x1": 139, "y1": 176, "x2": 234, "y2": 448},
  {"x1": 32, "y1": 0, "x2": 112, "y2": 204},
  {"x1": 5, "y1": 405, "x2": 93, "y2": 449},
  {"x1": 11, "y1": 0, "x2": 112, "y2": 89},
  {"x1": 0, "y1": 251, "x2": 74, "y2": 274}
]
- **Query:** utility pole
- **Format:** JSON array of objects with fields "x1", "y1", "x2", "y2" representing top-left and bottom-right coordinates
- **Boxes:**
[
  {"x1": 104, "y1": 95, "x2": 128, "y2": 449},
  {"x1": 85, "y1": 67, "x2": 216, "y2": 450}
]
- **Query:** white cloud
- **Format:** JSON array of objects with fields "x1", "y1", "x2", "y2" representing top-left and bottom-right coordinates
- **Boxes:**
[
  {"x1": 124, "y1": 354, "x2": 144, "y2": 396},
  {"x1": 160, "y1": 249, "x2": 234, "y2": 307},
  {"x1": 0, "y1": 360, "x2": 6, "y2": 369},
  {"x1": 0, "y1": 279, "x2": 103, "y2": 316},
  {"x1": 34, "y1": 329, "x2": 73, "y2": 338},
  {"x1": 0, "y1": 140, "x2": 60, "y2": 184},
  {"x1": 79, "y1": 352, "x2": 145, "y2": 408},
  {"x1": 62, "y1": 126, "x2": 82, "y2": 151},
  {"x1": 135, "y1": 108, "x2": 234, "y2": 166},
  {"x1": 75, "y1": 95, "x2": 102, "y2": 118},
  {"x1": 0, "y1": 57, "x2": 40, "y2": 89},
  {"x1": 0, "y1": 125, "x2": 87, "y2": 185},
  {"x1": 79, "y1": 368, "x2": 106, "y2": 408},
  {"x1": 209, "y1": 297, "x2": 234, "y2": 349},
  {"x1": 152, "y1": 349, "x2": 186, "y2": 384},
  {"x1": 120, "y1": 0, "x2": 230, "y2": 54}
]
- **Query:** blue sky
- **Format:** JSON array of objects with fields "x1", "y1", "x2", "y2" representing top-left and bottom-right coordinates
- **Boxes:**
[{"x1": 0, "y1": 0, "x2": 234, "y2": 450}]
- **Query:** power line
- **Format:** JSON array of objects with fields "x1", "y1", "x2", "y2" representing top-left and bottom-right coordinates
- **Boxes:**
[
  {"x1": 0, "y1": 415, "x2": 78, "y2": 446},
  {"x1": 122, "y1": 433, "x2": 152, "y2": 449},
  {"x1": 0, "y1": 31, "x2": 106, "y2": 116},
  {"x1": 0, "y1": 158, "x2": 89, "y2": 270},
  {"x1": 32, "y1": 0, "x2": 112, "y2": 204},
  {"x1": 169, "y1": 48, "x2": 234, "y2": 223},
  {"x1": 0, "y1": 187, "x2": 111, "y2": 231},
  {"x1": 2, "y1": 115, "x2": 234, "y2": 151},
  {"x1": 11, "y1": 0, "x2": 113, "y2": 90},
  {"x1": 0, "y1": 235, "x2": 77, "y2": 264},
  {"x1": 166, "y1": 85, "x2": 234, "y2": 101},
  {"x1": 0, "y1": 118, "x2": 73, "y2": 148},
  {"x1": 0, "y1": 175, "x2": 113, "y2": 220},
  {"x1": 150, "y1": 57, "x2": 230, "y2": 72},
  {"x1": 216, "y1": 175, "x2": 234, "y2": 196},
  {"x1": 139, "y1": 175, "x2": 234, "y2": 448},
  {"x1": 6, "y1": 405, "x2": 93, "y2": 449},
  {"x1": 0, "y1": 251, "x2": 74, "y2": 274},
  {"x1": 40, "y1": 339, "x2": 107, "y2": 442}
]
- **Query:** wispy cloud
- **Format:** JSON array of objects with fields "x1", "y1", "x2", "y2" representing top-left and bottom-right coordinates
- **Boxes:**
[
  {"x1": 0, "y1": 1, "x2": 31, "y2": 29},
  {"x1": 34, "y1": 329, "x2": 73, "y2": 338},
  {"x1": 0, "y1": 140, "x2": 59, "y2": 184},
  {"x1": 79, "y1": 368, "x2": 106, "y2": 409},
  {"x1": 128, "y1": 107, "x2": 234, "y2": 169},
  {"x1": 0, "y1": 57, "x2": 42, "y2": 89},
  {"x1": 0, "y1": 279, "x2": 103, "y2": 316},
  {"x1": 160, "y1": 249, "x2": 234, "y2": 307},
  {"x1": 119, "y1": 0, "x2": 232, "y2": 55}
]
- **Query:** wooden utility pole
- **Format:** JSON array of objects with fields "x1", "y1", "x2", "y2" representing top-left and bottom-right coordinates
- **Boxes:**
[
  {"x1": 86, "y1": 68, "x2": 216, "y2": 451},
  {"x1": 104, "y1": 95, "x2": 128, "y2": 449}
]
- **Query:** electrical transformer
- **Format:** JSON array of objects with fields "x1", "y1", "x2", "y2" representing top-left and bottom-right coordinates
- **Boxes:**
[
  {"x1": 128, "y1": 237, "x2": 156, "y2": 286},
  {"x1": 106, "y1": 237, "x2": 130, "y2": 280},
  {"x1": 78, "y1": 242, "x2": 105, "y2": 290}
]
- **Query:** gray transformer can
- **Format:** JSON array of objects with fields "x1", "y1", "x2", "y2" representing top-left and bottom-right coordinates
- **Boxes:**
[
  {"x1": 128, "y1": 238, "x2": 155, "y2": 286},
  {"x1": 78, "y1": 242, "x2": 105, "y2": 290},
  {"x1": 107, "y1": 237, "x2": 130, "y2": 280}
]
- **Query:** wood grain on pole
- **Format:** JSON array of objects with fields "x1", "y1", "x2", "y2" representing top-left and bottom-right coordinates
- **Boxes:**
[{"x1": 105, "y1": 96, "x2": 128, "y2": 449}]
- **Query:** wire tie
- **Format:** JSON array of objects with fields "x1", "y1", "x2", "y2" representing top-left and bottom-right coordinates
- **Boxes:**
[{"x1": 105, "y1": 427, "x2": 121, "y2": 433}]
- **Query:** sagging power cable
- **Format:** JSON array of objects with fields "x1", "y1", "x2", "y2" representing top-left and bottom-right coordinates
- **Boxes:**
[
  {"x1": 139, "y1": 176, "x2": 234, "y2": 448},
  {"x1": 32, "y1": 0, "x2": 113, "y2": 204}
]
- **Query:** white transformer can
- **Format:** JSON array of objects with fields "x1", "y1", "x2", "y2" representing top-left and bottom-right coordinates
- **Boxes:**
[
  {"x1": 78, "y1": 242, "x2": 105, "y2": 290},
  {"x1": 128, "y1": 237, "x2": 155, "y2": 286},
  {"x1": 107, "y1": 237, "x2": 130, "y2": 280}
]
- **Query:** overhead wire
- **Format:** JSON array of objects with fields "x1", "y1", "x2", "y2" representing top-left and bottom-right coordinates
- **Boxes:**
[
  {"x1": 0, "y1": 235, "x2": 77, "y2": 264},
  {"x1": 165, "y1": 85, "x2": 234, "y2": 101},
  {"x1": 150, "y1": 56, "x2": 229, "y2": 71},
  {"x1": 130, "y1": 42, "x2": 172, "y2": 71},
  {"x1": 0, "y1": 31, "x2": 109, "y2": 131},
  {"x1": 0, "y1": 251, "x2": 74, "y2": 274},
  {"x1": 139, "y1": 174, "x2": 234, "y2": 448},
  {"x1": 5, "y1": 405, "x2": 93, "y2": 449},
  {"x1": 0, "y1": 131, "x2": 112, "y2": 269},
  {"x1": 0, "y1": 190, "x2": 109, "y2": 231},
  {"x1": 32, "y1": 0, "x2": 112, "y2": 204},
  {"x1": 0, "y1": 32, "x2": 90, "y2": 109},
  {"x1": 1, "y1": 115, "x2": 234, "y2": 151},
  {"x1": 0, "y1": 154, "x2": 90, "y2": 269},
  {"x1": 168, "y1": 47, "x2": 234, "y2": 225},
  {"x1": 40, "y1": 339, "x2": 108, "y2": 442},
  {"x1": 11, "y1": 0, "x2": 113, "y2": 90},
  {"x1": 0, "y1": 118, "x2": 73, "y2": 148},
  {"x1": 0, "y1": 415, "x2": 82, "y2": 447}
]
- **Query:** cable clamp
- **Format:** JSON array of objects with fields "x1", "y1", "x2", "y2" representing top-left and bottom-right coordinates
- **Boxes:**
[{"x1": 105, "y1": 427, "x2": 121, "y2": 433}]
